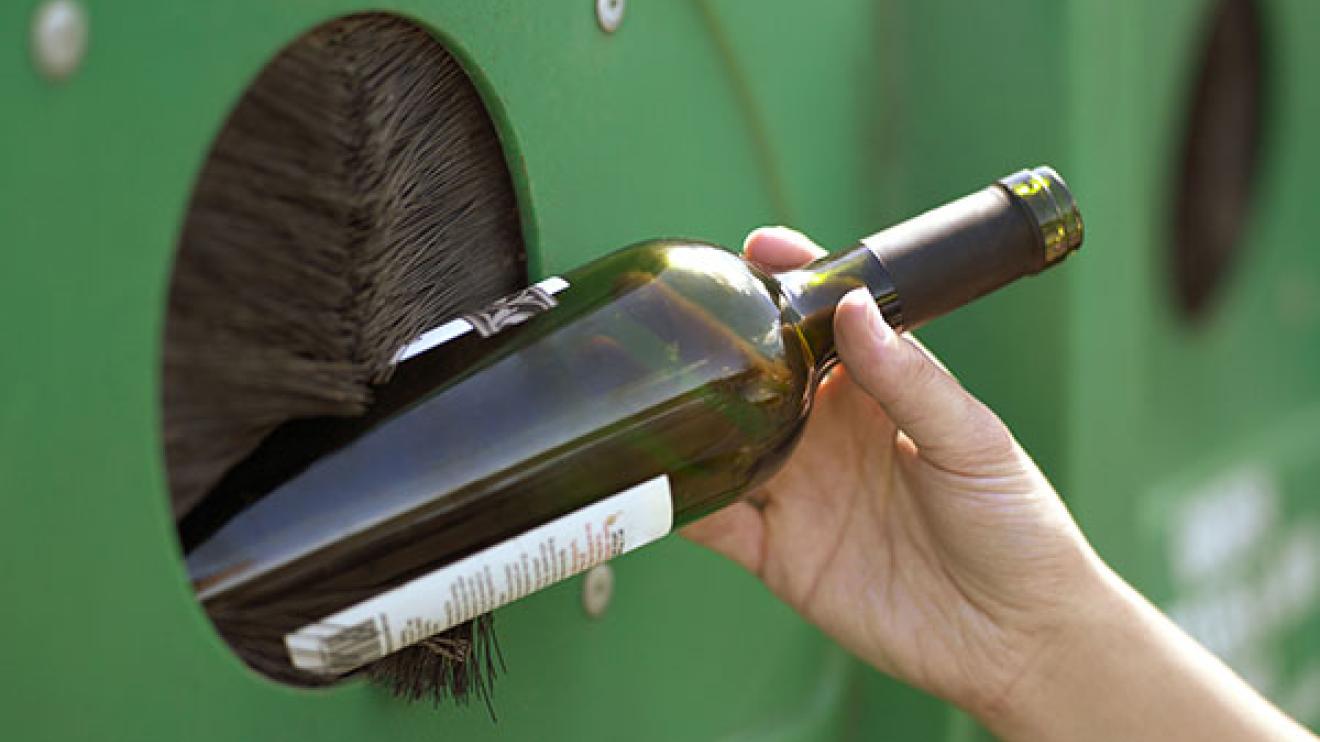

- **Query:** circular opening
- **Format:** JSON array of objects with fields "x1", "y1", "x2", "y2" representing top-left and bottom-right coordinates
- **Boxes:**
[
  {"x1": 1171, "y1": 0, "x2": 1266, "y2": 322},
  {"x1": 161, "y1": 13, "x2": 524, "y2": 697}
]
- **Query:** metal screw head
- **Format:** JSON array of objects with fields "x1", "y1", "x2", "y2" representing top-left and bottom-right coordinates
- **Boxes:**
[
  {"x1": 581, "y1": 564, "x2": 614, "y2": 619},
  {"x1": 31, "y1": 0, "x2": 88, "y2": 82},
  {"x1": 596, "y1": 0, "x2": 625, "y2": 33}
]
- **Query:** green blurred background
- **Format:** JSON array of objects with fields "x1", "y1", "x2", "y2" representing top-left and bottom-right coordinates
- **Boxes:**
[{"x1": 1, "y1": 0, "x2": 1316, "y2": 739}]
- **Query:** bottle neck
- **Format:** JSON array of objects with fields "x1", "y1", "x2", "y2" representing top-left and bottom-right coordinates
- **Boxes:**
[{"x1": 776, "y1": 244, "x2": 902, "y2": 366}]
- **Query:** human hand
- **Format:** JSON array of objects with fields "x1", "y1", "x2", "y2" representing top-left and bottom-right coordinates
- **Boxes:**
[
  {"x1": 687, "y1": 226, "x2": 1317, "y2": 741},
  {"x1": 683, "y1": 226, "x2": 1106, "y2": 717}
]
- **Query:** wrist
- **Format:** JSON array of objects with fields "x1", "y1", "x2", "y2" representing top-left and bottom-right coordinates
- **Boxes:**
[
  {"x1": 969, "y1": 550, "x2": 1135, "y2": 738},
  {"x1": 975, "y1": 554, "x2": 1313, "y2": 742}
]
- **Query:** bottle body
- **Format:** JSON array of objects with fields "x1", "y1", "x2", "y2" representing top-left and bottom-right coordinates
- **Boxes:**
[{"x1": 187, "y1": 242, "x2": 820, "y2": 678}]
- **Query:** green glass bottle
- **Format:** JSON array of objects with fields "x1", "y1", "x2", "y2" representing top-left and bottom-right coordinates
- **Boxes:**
[{"x1": 181, "y1": 167, "x2": 1083, "y2": 681}]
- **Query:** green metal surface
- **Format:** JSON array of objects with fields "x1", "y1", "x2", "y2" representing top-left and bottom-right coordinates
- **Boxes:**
[
  {"x1": 1066, "y1": 0, "x2": 1320, "y2": 726},
  {"x1": 0, "y1": 2, "x2": 861, "y2": 739},
  {"x1": 2, "y1": 0, "x2": 1317, "y2": 739}
]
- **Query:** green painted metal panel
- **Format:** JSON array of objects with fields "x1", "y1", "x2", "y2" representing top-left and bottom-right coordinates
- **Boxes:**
[
  {"x1": 0, "y1": 1, "x2": 859, "y2": 739},
  {"x1": 1066, "y1": 0, "x2": 1320, "y2": 728}
]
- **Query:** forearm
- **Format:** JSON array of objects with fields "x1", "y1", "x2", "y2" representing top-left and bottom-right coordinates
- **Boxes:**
[{"x1": 981, "y1": 560, "x2": 1315, "y2": 742}]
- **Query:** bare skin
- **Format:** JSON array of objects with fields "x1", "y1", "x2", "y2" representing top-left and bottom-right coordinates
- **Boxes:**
[{"x1": 684, "y1": 227, "x2": 1315, "y2": 741}]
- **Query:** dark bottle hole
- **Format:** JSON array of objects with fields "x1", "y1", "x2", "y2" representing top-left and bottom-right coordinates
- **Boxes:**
[
  {"x1": 161, "y1": 12, "x2": 525, "y2": 693},
  {"x1": 1172, "y1": 0, "x2": 1267, "y2": 322}
]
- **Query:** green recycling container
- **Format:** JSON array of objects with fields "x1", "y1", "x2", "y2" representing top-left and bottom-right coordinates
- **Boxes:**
[{"x1": 1, "y1": 1, "x2": 1315, "y2": 739}]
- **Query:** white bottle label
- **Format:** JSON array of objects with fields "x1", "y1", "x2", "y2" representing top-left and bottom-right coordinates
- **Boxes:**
[{"x1": 284, "y1": 475, "x2": 673, "y2": 675}]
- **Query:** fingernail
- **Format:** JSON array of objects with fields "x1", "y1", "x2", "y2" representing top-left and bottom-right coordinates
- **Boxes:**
[
  {"x1": 742, "y1": 226, "x2": 782, "y2": 252},
  {"x1": 857, "y1": 289, "x2": 893, "y2": 344},
  {"x1": 766, "y1": 225, "x2": 814, "y2": 243}
]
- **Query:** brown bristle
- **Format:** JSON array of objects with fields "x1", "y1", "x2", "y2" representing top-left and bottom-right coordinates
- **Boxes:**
[
  {"x1": 163, "y1": 13, "x2": 523, "y2": 705},
  {"x1": 364, "y1": 614, "x2": 507, "y2": 715}
]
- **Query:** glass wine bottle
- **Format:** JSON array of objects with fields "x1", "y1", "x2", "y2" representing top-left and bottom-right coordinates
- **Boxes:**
[{"x1": 180, "y1": 166, "x2": 1083, "y2": 680}]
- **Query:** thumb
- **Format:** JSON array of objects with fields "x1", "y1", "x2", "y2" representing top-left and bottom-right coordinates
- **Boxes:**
[{"x1": 833, "y1": 289, "x2": 1014, "y2": 472}]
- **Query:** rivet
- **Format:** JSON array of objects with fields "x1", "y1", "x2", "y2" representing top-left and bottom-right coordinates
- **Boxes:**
[
  {"x1": 581, "y1": 564, "x2": 614, "y2": 619},
  {"x1": 596, "y1": 0, "x2": 625, "y2": 34},
  {"x1": 31, "y1": 0, "x2": 88, "y2": 82}
]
